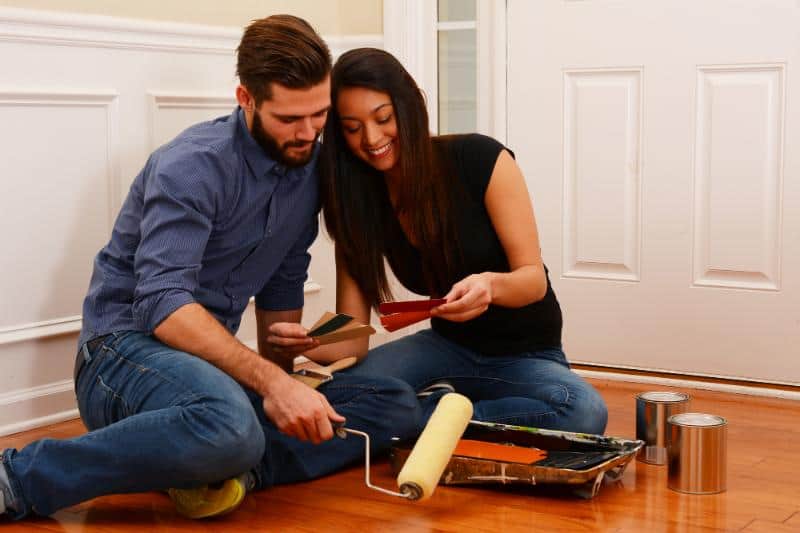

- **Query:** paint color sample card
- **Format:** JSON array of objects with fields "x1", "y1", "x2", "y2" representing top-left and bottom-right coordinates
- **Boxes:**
[
  {"x1": 308, "y1": 313, "x2": 353, "y2": 337},
  {"x1": 292, "y1": 356, "x2": 359, "y2": 389},
  {"x1": 308, "y1": 312, "x2": 375, "y2": 345},
  {"x1": 379, "y1": 310, "x2": 432, "y2": 332},
  {"x1": 378, "y1": 298, "x2": 446, "y2": 315},
  {"x1": 378, "y1": 298, "x2": 447, "y2": 332}
]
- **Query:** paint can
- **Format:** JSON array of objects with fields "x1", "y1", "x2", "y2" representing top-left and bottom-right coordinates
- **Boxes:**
[
  {"x1": 635, "y1": 391, "x2": 691, "y2": 464},
  {"x1": 667, "y1": 413, "x2": 727, "y2": 494}
]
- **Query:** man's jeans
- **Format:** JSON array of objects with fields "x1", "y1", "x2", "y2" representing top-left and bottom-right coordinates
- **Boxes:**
[
  {"x1": 1, "y1": 331, "x2": 420, "y2": 519},
  {"x1": 342, "y1": 329, "x2": 608, "y2": 435}
]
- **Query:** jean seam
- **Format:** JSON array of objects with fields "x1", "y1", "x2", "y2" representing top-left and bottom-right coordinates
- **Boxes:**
[
  {"x1": 418, "y1": 376, "x2": 467, "y2": 390},
  {"x1": 103, "y1": 331, "x2": 128, "y2": 350},
  {"x1": 92, "y1": 345, "x2": 204, "y2": 407},
  {"x1": 319, "y1": 384, "x2": 377, "y2": 409},
  {"x1": 176, "y1": 403, "x2": 233, "y2": 448},
  {"x1": 89, "y1": 345, "x2": 202, "y2": 416},
  {"x1": 474, "y1": 382, "x2": 571, "y2": 422},
  {"x1": 1, "y1": 450, "x2": 28, "y2": 519},
  {"x1": 0, "y1": 449, "x2": 20, "y2": 518},
  {"x1": 420, "y1": 329, "x2": 480, "y2": 364},
  {"x1": 87, "y1": 374, "x2": 228, "y2": 449}
]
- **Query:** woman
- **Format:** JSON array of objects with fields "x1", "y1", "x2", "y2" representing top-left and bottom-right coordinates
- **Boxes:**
[{"x1": 312, "y1": 48, "x2": 607, "y2": 435}]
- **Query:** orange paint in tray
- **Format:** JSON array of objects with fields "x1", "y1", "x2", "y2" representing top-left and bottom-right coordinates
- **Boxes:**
[{"x1": 453, "y1": 439, "x2": 547, "y2": 464}]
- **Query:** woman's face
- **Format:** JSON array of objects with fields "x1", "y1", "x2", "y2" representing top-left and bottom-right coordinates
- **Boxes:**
[{"x1": 336, "y1": 87, "x2": 399, "y2": 174}]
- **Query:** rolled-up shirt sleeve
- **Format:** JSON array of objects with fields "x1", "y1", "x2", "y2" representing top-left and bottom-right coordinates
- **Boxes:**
[
  {"x1": 132, "y1": 146, "x2": 223, "y2": 332},
  {"x1": 255, "y1": 214, "x2": 319, "y2": 311}
]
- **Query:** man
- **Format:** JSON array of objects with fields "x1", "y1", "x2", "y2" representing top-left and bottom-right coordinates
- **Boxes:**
[{"x1": 0, "y1": 15, "x2": 419, "y2": 521}]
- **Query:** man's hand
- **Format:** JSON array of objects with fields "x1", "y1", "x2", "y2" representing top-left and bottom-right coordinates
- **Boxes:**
[
  {"x1": 262, "y1": 373, "x2": 346, "y2": 444},
  {"x1": 263, "y1": 322, "x2": 320, "y2": 370},
  {"x1": 266, "y1": 321, "x2": 319, "y2": 353}
]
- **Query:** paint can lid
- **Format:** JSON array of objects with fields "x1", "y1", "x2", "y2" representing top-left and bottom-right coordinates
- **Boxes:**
[
  {"x1": 668, "y1": 412, "x2": 727, "y2": 427},
  {"x1": 637, "y1": 391, "x2": 690, "y2": 403}
]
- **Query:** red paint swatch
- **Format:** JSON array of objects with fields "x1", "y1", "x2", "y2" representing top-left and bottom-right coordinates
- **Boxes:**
[
  {"x1": 378, "y1": 298, "x2": 446, "y2": 315},
  {"x1": 379, "y1": 310, "x2": 432, "y2": 332}
]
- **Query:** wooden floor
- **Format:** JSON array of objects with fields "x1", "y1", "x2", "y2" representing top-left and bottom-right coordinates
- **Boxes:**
[{"x1": 2, "y1": 379, "x2": 799, "y2": 532}]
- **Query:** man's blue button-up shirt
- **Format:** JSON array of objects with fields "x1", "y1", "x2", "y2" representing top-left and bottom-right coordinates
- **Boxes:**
[{"x1": 79, "y1": 108, "x2": 320, "y2": 347}]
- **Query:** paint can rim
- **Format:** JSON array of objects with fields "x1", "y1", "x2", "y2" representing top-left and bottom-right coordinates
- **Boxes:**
[
  {"x1": 636, "y1": 391, "x2": 691, "y2": 403},
  {"x1": 668, "y1": 412, "x2": 727, "y2": 427}
]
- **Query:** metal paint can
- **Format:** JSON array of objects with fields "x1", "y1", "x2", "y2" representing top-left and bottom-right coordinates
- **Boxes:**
[
  {"x1": 635, "y1": 391, "x2": 691, "y2": 464},
  {"x1": 667, "y1": 413, "x2": 727, "y2": 494}
]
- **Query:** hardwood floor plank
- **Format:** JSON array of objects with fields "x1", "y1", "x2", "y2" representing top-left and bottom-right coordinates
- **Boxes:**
[
  {"x1": 785, "y1": 511, "x2": 800, "y2": 528},
  {"x1": 740, "y1": 519, "x2": 800, "y2": 532}
]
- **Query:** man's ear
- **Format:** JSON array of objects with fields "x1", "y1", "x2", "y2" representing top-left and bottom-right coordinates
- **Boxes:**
[{"x1": 235, "y1": 85, "x2": 255, "y2": 111}]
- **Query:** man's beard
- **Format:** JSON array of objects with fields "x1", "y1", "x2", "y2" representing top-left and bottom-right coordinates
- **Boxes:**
[{"x1": 251, "y1": 112, "x2": 318, "y2": 168}]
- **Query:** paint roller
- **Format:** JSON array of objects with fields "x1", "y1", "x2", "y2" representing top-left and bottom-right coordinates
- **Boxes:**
[{"x1": 336, "y1": 392, "x2": 472, "y2": 501}]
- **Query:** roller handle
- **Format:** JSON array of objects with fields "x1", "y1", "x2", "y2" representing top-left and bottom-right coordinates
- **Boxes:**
[
  {"x1": 335, "y1": 393, "x2": 473, "y2": 501},
  {"x1": 335, "y1": 426, "x2": 413, "y2": 499}
]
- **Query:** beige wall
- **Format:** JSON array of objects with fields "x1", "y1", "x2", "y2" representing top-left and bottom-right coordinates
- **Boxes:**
[{"x1": 0, "y1": 0, "x2": 382, "y2": 34}]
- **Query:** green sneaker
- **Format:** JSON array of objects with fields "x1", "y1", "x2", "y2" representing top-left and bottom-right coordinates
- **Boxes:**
[{"x1": 168, "y1": 477, "x2": 246, "y2": 519}]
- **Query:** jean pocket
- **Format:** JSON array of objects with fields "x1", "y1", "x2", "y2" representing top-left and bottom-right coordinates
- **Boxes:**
[
  {"x1": 80, "y1": 367, "x2": 133, "y2": 431},
  {"x1": 78, "y1": 346, "x2": 131, "y2": 430}
]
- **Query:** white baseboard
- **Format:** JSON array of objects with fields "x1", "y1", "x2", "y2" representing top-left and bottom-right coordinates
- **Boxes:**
[
  {"x1": 0, "y1": 410, "x2": 81, "y2": 439},
  {"x1": 576, "y1": 369, "x2": 800, "y2": 401},
  {"x1": 0, "y1": 380, "x2": 79, "y2": 437}
]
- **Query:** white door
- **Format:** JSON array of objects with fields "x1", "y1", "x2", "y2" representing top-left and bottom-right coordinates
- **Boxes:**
[{"x1": 507, "y1": 1, "x2": 800, "y2": 384}]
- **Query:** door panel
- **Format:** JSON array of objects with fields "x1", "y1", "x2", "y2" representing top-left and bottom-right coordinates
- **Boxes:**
[{"x1": 507, "y1": 0, "x2": 800, "y2": 384}]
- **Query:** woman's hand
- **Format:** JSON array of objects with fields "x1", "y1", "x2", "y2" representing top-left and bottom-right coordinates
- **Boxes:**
[{"x1": 430, "y1": 273, "x2": 494, "y2": 322}]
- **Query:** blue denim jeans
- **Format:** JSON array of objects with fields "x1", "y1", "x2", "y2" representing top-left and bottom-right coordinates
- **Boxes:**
[
  {"x1": 1, "y1": 331, "x2": 420, "y2": 519},
  {"x1": 342, "y1": 329, "x2": 608, "y2": 435}
]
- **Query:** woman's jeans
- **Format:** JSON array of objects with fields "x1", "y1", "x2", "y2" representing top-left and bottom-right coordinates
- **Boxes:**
[
  {"x1": 343, "y1": 329, "x2": 608, "y2": 435},
  {"x1": 1, "y1": 331, "x2": 420, "y2": 518}
]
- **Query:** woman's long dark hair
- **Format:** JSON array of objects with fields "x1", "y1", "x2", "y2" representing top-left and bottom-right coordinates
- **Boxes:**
[{"x1": 320, "y1": 48, "x2": 461, "y2": 306}]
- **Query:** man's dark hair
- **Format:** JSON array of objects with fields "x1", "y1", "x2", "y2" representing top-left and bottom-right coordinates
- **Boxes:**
[{"x1": 236, "y1": 15, "x2": 332, "y2": 105}]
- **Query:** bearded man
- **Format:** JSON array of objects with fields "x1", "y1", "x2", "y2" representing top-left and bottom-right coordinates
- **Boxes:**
[{"x1": 0, "y1": 15, "x2": 418, "y2": 522}]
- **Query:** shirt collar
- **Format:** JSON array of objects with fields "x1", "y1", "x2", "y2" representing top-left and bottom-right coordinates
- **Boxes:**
[{"x1": 236, "y1": 107, "x2": 319, "y2": 181}]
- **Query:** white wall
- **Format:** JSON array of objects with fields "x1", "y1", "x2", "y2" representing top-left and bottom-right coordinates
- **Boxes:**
[{"x1": 0, "y1": 6, "x2": 383, "y2": 436}]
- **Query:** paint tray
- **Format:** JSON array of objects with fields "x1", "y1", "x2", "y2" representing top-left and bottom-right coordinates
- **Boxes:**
[{"x1": 389, "y1": 420, "x2": 643, "y2": 499}]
